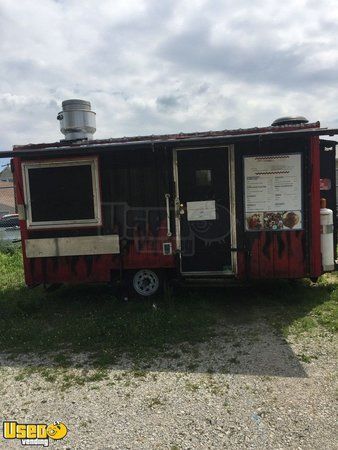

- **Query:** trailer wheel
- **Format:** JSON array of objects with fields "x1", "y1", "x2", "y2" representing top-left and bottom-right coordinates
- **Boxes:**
[{"x1": 132, "y1": 269, "x2": 160, "y2": 297}]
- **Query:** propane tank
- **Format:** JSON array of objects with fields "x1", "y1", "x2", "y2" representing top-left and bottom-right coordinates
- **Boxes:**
[{"x1": 320, "y1": 198, "x2": 334, "y2": 272}]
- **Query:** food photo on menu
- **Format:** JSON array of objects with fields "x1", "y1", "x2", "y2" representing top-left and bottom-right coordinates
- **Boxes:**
[{"x1": 246, "y1": 210, "x2": 302, "y2": 231}]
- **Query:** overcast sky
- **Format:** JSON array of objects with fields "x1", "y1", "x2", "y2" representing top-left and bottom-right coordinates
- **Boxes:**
[{"x1": 0, "y1": 0, "x2": 338, "y2": 152}]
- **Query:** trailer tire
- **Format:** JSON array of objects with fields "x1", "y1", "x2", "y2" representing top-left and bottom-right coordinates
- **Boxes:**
[{"x1": 131, "y1": 269, "x2": 161, "y2": 297}]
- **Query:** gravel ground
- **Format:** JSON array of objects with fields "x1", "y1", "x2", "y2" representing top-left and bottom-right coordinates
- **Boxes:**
[{"x1": 0, "y1": 321, "x2": 336, "y2": 450}]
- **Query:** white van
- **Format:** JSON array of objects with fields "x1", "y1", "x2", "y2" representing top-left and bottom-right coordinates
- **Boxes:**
[{"x1": 0, "y1": 214, "x2": 20, "y2": 242}]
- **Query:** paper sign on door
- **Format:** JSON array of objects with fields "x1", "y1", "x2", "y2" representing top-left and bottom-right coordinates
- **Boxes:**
[{"x1": 187, "y1": 200, "x2": 216, "y2": 221}]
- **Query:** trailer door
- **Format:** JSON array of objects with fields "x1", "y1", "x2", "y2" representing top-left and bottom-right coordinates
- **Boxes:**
[{"x1": 175, "y1": 147, "x2": 232, "y2": 274}]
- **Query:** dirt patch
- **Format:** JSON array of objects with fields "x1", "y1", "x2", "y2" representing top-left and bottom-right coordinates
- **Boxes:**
[{"x1": 0, "y1": 321, "x2": 336, "y2": 450}]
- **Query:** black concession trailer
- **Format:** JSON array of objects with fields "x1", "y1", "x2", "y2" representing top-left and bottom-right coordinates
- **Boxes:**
[{"x1": 0, "y1": 100, "x2": 337, "y2": 296}]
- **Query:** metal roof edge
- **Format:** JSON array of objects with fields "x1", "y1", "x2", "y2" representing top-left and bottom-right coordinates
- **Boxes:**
[{"x1": 0, "y1": 127, "x2": 337, "y2": 159}]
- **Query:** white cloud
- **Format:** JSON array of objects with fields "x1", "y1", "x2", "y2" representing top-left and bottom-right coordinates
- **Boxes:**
[{"x1": 0, "y1": 0, "x2": 337, "y2": 152}]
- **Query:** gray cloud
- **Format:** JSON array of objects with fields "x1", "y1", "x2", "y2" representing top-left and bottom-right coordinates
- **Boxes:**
[
  {"x1": 158, "y1": 27, "x2": 338, "y2": 90},
  {"x1": 156, "y1": 94, "x2": 188, "y2": 113},
  {"x1": 0, "y1": 0, "x2": 337, "y2": 154}
]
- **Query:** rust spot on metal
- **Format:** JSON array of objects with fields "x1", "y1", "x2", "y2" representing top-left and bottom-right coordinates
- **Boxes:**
[
  {"x1": 85, "y1": 255, "x2": 93, "y2": 277},
  {"x1": 244, "y1": 233, "x2": 258, "y2": 279},
  {"x1": 41, "y1": 258, "x2": 47, "y2": 282},
  {"x1": 262, "y1": 232, "x2": 272, "y2": 259},
  {"x1": 301, "y1": 232, "x2": 307, "y2": 261},
  {"x1": 277, "y1": 233, "x2": 285, "y2": 258},
  {"x1": 71, "y1": 256, "x2": 78, "y2": 275},
  {"x1": 286, "y1": 232, "x2": 292, "y2": 256},
  {"x1": 29, "y1": 258, "x2": 35, "y2": 277},
  {"x1": 52, "y1": 257, "x2": 58, "y2": 272}
]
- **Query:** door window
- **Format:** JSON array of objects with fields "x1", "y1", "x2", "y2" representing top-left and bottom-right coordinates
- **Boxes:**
[{"x1": 195, "y1": 169, "x2": 212, "y2": 186}]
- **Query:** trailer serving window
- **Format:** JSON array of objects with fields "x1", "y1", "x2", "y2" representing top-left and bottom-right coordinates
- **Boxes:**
[{"x1": 22, "y1": 157, "x2": 101, "y2": 229}]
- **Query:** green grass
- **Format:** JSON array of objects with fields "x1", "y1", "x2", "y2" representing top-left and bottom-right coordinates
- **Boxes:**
[
  {"x1": 0, "y1": 249, "x2": 217, "y2": 366},
  {"x1": 0, "y1": 248, "x2": 337, "y2": 369},
  {"x1": 254, "y1": 274, "x2": 338, "y2": 336}
]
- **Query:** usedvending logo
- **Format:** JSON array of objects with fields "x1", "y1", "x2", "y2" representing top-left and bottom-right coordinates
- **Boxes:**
[{"x1": 3, "y1": 420, "x2": 68, "y2": 447}]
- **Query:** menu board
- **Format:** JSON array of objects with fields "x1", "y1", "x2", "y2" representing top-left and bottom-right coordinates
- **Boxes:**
[{"x1": 244, "y1": 154, "x2": 302, "y2": 231}]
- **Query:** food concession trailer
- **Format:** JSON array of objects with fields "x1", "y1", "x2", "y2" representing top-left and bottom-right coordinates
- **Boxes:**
[{"x1": 1, "y1": 100, "x2": 337, "y2": 296}]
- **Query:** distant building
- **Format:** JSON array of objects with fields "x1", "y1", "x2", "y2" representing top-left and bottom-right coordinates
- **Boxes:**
[
  {"x1": 0, "y1": 164, "x2": 13, "y2": 182},
  {"x1": 0, "y1": 165, "x2": 15, "y2": 216}
]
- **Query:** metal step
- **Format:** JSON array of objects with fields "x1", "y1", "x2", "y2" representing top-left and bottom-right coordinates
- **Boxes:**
[{"x1": 176, "y1": 277, "x2": 246, "y2": 288}]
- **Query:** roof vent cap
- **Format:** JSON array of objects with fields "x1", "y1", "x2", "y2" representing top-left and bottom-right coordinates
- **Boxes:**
[
  {"x1": 57, "y1": 99, "x2": 96, "y2": 141},
  {"x1": 271, "y1": 116, "x2": 309, "y2": 127}
]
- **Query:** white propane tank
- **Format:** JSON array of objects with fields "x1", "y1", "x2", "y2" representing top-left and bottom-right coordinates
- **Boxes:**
[{"x1": 320, "y1": 198, "x2": 334, "y2": 272}]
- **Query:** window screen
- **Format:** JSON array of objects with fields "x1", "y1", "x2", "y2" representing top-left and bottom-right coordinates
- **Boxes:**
[
  {"x1": 195, "y1": 169, "x2": 212, "y2": 186},
  {"x1": 23, "y1": 159, "x2": 101, "y2": 228}
]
